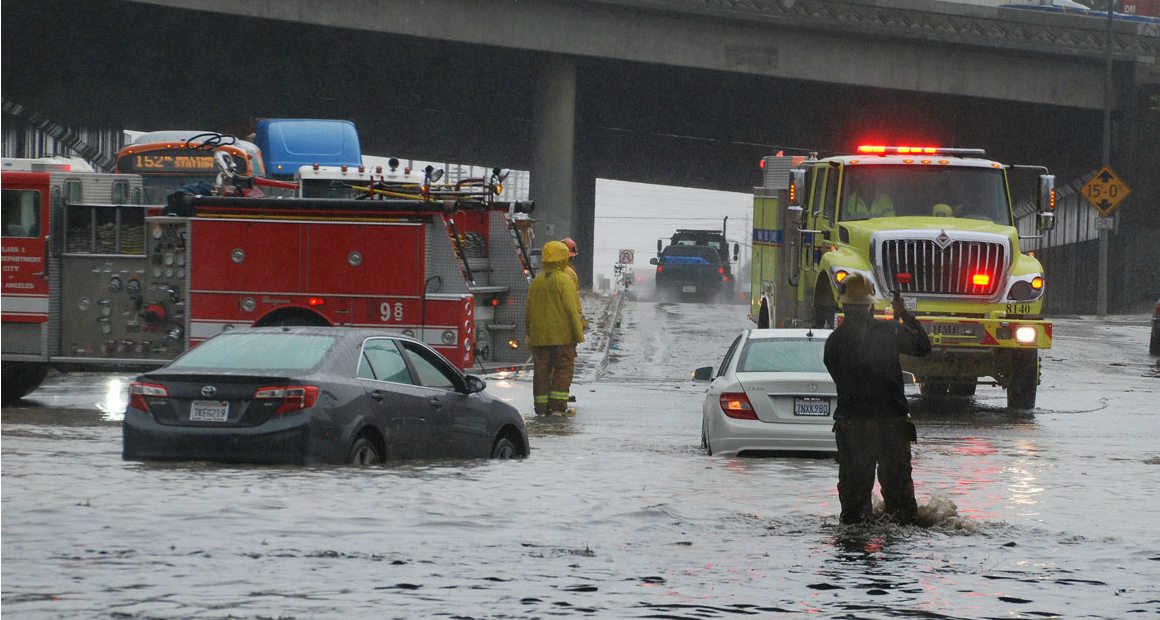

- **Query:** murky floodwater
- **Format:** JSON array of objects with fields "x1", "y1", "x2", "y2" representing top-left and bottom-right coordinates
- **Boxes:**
[{"x1": 3, "y1": 298, "x2": 1158, "y2": 619}]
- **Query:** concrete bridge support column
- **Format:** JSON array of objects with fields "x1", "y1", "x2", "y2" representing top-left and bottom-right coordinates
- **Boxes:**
[{"x1": 529, "y1": 56, "x2": 585, "y2": 282}]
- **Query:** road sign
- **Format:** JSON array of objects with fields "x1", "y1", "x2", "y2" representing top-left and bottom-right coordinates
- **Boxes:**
[
  {"x1": 618, "y1": 249, "x2": 634, "y2": 264},
  {"x1": 1094, "y1": 216, "x2": 1115, "y2": 231},
  {"x1": 1080, "y1": 166, "x2": 1130, "y2": 216}
]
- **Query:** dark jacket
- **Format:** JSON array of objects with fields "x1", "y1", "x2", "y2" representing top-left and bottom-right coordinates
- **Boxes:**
[{"x1": 823, "y1": 311, "x2": 931, "y2": 420}]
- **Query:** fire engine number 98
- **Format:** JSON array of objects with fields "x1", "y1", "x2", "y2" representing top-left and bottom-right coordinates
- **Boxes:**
[{"x1": 380, "y1": 302, "x2": 404, "y2": 322}]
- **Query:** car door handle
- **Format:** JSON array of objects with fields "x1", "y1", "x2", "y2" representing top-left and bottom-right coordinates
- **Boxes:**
[
  {"x1": 370, "y1": 391, "x2": 384, "y2": 402},
  {"x1": 429, "y1": 398, "x2": 442, "y2": 409}
]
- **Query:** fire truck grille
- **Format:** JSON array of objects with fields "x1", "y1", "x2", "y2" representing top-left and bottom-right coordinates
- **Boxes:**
[{"x1": 879, "y1": 239, "x2": 1005, "y2": 296}]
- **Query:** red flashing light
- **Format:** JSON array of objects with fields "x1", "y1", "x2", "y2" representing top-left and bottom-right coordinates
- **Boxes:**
[
  {"x1": 341, "y1": 164, "x2": 348, "y2": 172},
  {"x1": 719, "y1": 392, "x2": 758, "y2": 420},
  {"x1": 358, "y1": 165, "x2": 365, "y2": 173},
  {"x1": 858, "y1": 145, "x2": 887, "y2": 154},
  {"x1": 253, "y1": 386, "x2": 320, "y2": 415},
  {"x1": 313, "y1": 163, "x2": 320, "y2": 171},
  {"x1": 971, "y1": 273, "x2": 991, "y2": 287},
  {"x1": 718, "y1": 267, "x2": 725, "y2": 274},
  {"x1": 491, "y1": 298, "x2": 499, "y2": 306},
  {"x1": 896, "y1": 273, "x2": 913, "y2": 284},
  {"x1": 307, "y1": 297, "x2": 325, "y2": 306},
  {"x1": 723, "y1": 276, "x2": 729, "y2": 282},
  {"x1": 858, "y1": 145, "x2": 940, "y2": 155},
  {"x1": 759, "y1": 159, "x2": 766, "y2": 169}
]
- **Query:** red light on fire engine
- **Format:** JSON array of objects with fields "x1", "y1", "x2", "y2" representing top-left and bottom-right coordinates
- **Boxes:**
[
  {"x1": 307, "y1": 297, "x2": 325, "y2": 306},
  {"x1": 1049, "y1": 189, "x2": 1056, "y2": 210},
  {"x1": 896, "y1": 273, "x2": 913, "y2": 284},
  {"x1": 719, "y1": 267, "x2": 725, "y2": 274},
  {"x1": 789, "y1": 181, "x2": 796, "y2": 203},
  {"x1": 971, "y1": 274, "x2": 991, "y2": 287},
  {"x1": 858, "y1": 145, "x2": 887, "y2": 154},
  {"x1": 759, "y1": 159, "x2": 766, "y2": 169},
  {"x1": 491, "y1": 298, "x2": 499, "y2": 306},
  {"x1": 723, "y1": 276, "x2": 729, "y2": 282}
]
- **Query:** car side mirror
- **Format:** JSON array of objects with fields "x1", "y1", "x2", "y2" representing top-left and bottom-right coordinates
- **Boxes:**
[
  {"x1": 902, "y1": 371, "x2": 917, "y2": 385},
  {"x1": 692, "y1": 366, "x2": 713, "y2": 382},
  {"x1": 649, "y1": 257, "x2": 659, "y2": 265},
  {"x1": 464, "y1": 374, "x2": 486, "y2": 394}
]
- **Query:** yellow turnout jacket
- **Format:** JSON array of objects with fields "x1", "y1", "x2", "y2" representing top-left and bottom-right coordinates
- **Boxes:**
[{"x1": 526, "y1": 261, "x2": 585, "y2": 346}]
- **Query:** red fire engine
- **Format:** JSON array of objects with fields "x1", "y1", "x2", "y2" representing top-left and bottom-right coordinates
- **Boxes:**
[{"x1": 2, "y1": 160, "x2": 535, "y2": 403}]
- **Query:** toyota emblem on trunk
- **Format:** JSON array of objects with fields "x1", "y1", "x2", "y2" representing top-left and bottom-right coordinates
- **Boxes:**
[{"x1": 201, "y1": 386, "x2": 218, "y2": 397}]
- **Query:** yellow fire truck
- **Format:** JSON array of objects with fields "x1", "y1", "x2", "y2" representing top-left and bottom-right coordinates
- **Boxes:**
[{"x1": 750, "y1": 146, "x2": 1057, "y2": 409}]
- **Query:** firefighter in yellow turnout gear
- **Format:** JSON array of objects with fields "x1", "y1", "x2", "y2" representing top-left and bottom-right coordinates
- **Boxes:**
[{"x1": 526, "y1": 241, "x2": 585, "y2": 415}]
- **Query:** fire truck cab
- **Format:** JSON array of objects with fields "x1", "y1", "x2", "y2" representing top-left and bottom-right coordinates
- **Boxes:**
[{"x1": 751, "y1": 146, "x2": 1057, "y2": 409}]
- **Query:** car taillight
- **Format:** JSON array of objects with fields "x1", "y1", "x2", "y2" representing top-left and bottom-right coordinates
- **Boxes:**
[
  {"x1": 252, "y1": 386, "x2": 320, "y2": 415},
  {"x1": 128, "y1": 382, "x2": 169, "y2": 412},
  {"x1": 719, "y1": 392, "x2": 758, "y2": 420}
]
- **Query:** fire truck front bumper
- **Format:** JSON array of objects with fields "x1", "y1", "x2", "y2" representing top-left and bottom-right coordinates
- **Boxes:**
[
  {"x1": 912, "y1": 317, "x2": 1053, "y2": 350},
  {"x1": 121, "y1": 408, "x2": 334, "y2": 465}
]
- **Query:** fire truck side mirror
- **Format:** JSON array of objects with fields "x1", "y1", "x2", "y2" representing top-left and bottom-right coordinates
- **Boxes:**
[
  {"x1": 733, "y1": 243, "x2": 739, "y2": 261},
  {"x1": 788, "y1": 169, "x2": 805, "y2": 208},
  {"x1": 1037, "y1": 174, "x2": 1056, "y2": 231}
]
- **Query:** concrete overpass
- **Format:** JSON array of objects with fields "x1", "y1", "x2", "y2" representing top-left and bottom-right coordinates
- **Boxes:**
[{"x1": 3, "y1": 0, "x2": 1158, "y2": 305}]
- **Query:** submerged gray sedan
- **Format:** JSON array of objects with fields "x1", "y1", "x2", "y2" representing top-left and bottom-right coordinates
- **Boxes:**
[{"x1": 122, "y1": 327, "x2": 529, "y2": 465}]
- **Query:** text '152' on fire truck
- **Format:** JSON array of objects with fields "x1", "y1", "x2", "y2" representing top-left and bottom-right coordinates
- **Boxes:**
[
  {"x1": 750, "y1": 145, "x2": 1057, "y2": 410},
  {"x1": 650, "y1": 218, "x2": 741, "y2": 303},
  {"x1": 1, "y1": 161, "x2": 536, "y2": 404}
]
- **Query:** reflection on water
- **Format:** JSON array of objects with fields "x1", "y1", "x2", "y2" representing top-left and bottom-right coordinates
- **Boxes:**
[{"x1": 97, "y1": 376, "x2": 128, "y2": 421}]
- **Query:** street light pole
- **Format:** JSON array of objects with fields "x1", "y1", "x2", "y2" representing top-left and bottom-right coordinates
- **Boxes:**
[{"x1": 1097, "y1": 0, "x2": 1113, "y2": 317}]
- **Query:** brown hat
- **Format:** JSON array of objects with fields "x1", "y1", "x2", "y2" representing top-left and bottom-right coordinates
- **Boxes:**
[{"x1": 838, "y1": 273, "x2": 876, "y2": 306}]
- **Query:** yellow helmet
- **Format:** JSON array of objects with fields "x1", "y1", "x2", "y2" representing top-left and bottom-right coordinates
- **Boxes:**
[
  {"x1": 838, "y1": 273, "x2": 876, "y2": 306},
  {"x1": 542, "y1": 240, "x2": 569, "y2": 263}
]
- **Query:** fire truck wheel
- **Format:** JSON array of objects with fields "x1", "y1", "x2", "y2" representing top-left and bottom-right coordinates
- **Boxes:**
[
  {"x1": 490, "y1": 436, "x2": 518, "y2": 459},
  {"x1": 813, "y1": 302, "x2": 836, "y2": 329},
  {"x1": 1007, "y1": 350, "x2": 1038, "y2": 410},
  {"x1": 949, "y1": 383, "x2": 977, "y2": 396},
  {"x1": 348, "y1": 437, "x2": 382, "y2": 466},
  {"x1": 1, "y1": 362, "x2": 50, "y2": 405},
  {"x1": 920, "y1": 382, "x2": 949, "y2": 396}
]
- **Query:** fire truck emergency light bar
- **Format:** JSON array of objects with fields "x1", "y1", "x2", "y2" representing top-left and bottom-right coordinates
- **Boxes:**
[{"x1": 857, "y1": 145, "x2": 986, "y2": 157}]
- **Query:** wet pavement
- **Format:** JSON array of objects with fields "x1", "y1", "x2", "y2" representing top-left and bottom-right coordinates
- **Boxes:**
[{"x1": 2, "y1": 296, "x2": 1158, "y2": 619}]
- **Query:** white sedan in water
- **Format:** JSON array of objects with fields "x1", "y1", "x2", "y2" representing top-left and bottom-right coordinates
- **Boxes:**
[{"x1": 694, "y1": 329, "x2": 837, "y2": 457}]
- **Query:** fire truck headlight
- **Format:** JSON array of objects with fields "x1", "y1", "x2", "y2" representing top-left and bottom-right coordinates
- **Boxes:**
[{"x1": 1015, "y1": 326, "x2": 1037, "y2": 343}]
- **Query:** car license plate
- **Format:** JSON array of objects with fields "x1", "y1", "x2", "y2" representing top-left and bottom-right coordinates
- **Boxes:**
[
  {"x1": 904, "y1": 297, "x2": 917, "y2": 312},
  {"x1": 190, "y1": 400, "x2": 229, "y2": 422},
  {"x1": 793, "y1": 397, "x2": 830, "y2": 417},
  {"x1": 682, "y1": 285, "x2": 697, "y2": 293}
]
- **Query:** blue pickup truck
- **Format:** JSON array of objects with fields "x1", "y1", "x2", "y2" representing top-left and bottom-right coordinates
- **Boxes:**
[{"x1": 651, "y1": 245, "x2": 728, "y2": 301}]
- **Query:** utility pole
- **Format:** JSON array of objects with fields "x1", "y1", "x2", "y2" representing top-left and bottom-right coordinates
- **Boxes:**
[{"x1": 1097, "y1": 0, "x2": 1113, "y2": 317}]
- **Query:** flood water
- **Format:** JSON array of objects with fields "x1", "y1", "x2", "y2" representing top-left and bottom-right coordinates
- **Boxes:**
[{"x1": 3, "y1": 297, "x2": 1158, "y2": 619}]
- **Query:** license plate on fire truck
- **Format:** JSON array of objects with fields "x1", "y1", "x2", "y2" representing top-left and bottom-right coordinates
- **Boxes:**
[
  {"x1": 793, "y1": 397, "x2": 831, "y2": 417},
  {"x1": 190, "y1": 400, "x2": 229, "y2": 422}
]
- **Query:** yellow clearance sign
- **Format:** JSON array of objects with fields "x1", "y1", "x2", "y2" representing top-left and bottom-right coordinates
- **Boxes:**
[{"x1": 1080, "y1": 166, "x2": 1130, "y2": 216}]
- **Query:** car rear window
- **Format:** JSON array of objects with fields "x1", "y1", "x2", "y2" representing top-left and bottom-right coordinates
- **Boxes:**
[
  {"x1": 737, "y1": 338, "x2": 828, "y2": 373},
  {"x1": 170, "y1": 333, "x2": 337, "y2": 370}
]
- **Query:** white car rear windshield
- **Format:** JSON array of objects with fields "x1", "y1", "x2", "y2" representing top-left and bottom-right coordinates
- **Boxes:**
[
  {"x1": 737, "y1": 339, "x2": 827, "y2": 373},
  {"x1": 170, "y1": 333, "x2": 337, "y2": 370}
]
